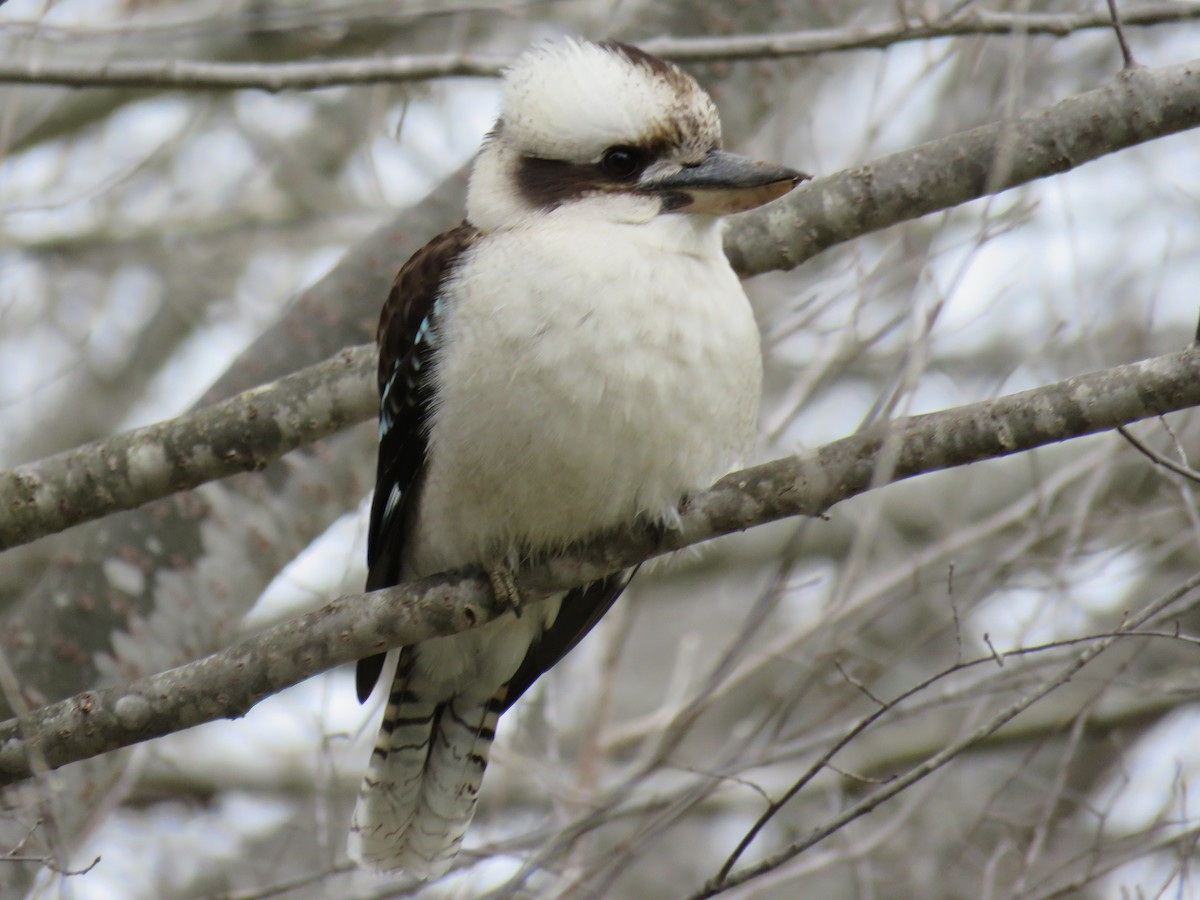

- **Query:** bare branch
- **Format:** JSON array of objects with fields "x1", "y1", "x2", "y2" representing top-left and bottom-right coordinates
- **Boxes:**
[
  {"x1": 0, "y1": 345, "x2": 1196, "y2": 785},
  {"x1": 0, "y1": 0, "x2": 548, "y2": 47},
  {"x1": 0, "y1": 51, "x2": 503, "y2": 92},
  {"x1": 1118, "y1": 423, "x2": 1200, "y2": 485},
  {"x1": 3, "y1": 6, "x2": 1199, "y2": 91},
  {"x1": 651, "y1": 3, "x2": 1200, "y2": 61},
  {"x1": 696, "y1": 571, "x2": 1200, "y2": 897},
  {"x1": 714, "y1": 626, "x2": 1199, "y2": 886},
  {"x1": 0, "y1": 346, "x2": 374, "y2": 552},
  {"x1": 724, "y1": 56, "x2": 1200, "y2": 275}
]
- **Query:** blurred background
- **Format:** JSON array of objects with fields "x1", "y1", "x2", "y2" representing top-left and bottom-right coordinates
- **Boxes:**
[{"x1": 3, "y1": 0, "x2": 1200, "y2": 897}]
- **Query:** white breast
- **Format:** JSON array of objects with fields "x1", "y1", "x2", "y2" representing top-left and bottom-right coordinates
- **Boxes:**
[{"x1": 409, "y1": 211, "x2": 762, "y2": 576}]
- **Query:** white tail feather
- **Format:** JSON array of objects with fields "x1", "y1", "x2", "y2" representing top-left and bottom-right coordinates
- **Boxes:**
[{"x1": 349, "y1": 688, "x2": 496, "y2": 879}]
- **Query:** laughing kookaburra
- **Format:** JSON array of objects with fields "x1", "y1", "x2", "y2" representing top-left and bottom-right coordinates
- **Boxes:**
[{"x1": 349, "y1": 37, "x2": 804, "y2": 878}]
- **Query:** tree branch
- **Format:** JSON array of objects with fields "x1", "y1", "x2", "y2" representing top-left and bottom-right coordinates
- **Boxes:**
[
  {"x1": 3, "y1": 5, "x2": 1199, "y2": 90},
  {"x1": 0, "y1": 346, "x2": 375, "y2": 552},
  {"x1": 1, "y1": 345, "x2": 1196, "y2": 785},
  {"x1": 724, "y1": 55, "x2": 1200, "y2": 274}
]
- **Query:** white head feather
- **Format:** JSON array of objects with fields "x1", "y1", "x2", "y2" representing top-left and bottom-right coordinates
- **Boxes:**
[
  {"x1": 500, "y1": 38, "x2": 719, "y2": 161},
  {"x1": 467, "y1": 38, "x2": 723, "y2": 230}
]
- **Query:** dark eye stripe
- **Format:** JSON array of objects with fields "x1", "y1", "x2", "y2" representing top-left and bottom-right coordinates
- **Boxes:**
[
  {"x1": 515, "y1": 137, "x2": 676, "y2": 211},
  {"x1": 515, "y1": 157, "x2": 598, "y2": 210}
]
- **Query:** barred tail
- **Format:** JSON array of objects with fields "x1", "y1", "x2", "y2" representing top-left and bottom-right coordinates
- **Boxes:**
[{"x1": 348, "y1": 661, "x2": 501, "y2": 879}]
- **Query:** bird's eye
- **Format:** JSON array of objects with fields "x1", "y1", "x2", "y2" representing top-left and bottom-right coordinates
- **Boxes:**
[{"x1": 600, "y1": 146, "x2": 645, "y2": 180}]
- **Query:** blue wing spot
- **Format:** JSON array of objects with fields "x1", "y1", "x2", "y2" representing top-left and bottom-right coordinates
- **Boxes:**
[
  {"x1": 379, "y1": 365, "x2": 400, "y2": 438},
  {"x1": 414, "y1": 317, "x2": 432, "y2": 347},
  {"x1": 382, "y1": 484, "x2": 403, "y2": 529},
  {"x1": 378, "y1": 305, "x2": 440, "y2": 439},
  {"x1": 380, "y1": 362, "x2": 399, "y2": 409}
]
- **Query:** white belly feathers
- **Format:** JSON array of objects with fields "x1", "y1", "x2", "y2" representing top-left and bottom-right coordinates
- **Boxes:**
[{"x1": 410, "y1": 212, "x2": 762, "y2": 577}]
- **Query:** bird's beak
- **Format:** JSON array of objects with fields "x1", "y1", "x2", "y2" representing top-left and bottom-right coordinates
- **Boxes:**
[{"x1": 645, "y1": 150, "x2": 808, "y2": 215}]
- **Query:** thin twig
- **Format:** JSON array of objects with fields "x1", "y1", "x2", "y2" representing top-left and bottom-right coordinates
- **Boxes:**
[
  {"x1": 1118, "y1": 425, "x2": 1200, "y2": 485},
  {"x1": 1107, "y1": 0, "x2": 1140, "y2": 69}
]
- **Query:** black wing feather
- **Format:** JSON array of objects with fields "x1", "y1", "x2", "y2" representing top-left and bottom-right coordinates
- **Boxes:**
[
  {"x1": 501, "y1": 569, "x2": 636, "y2": 712},
  {"x1": 357, "y1": 221, "x2": 479, "y2": 703}
]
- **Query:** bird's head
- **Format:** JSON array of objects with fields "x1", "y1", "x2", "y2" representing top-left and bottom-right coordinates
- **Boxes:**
[{"x1": 467, "y1": 38, "x2": 806, "y2": 231}]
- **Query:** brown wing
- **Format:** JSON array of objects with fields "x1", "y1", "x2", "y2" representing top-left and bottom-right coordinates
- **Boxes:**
[{"x1": 357, "y1": 221, "x2": 479, "y2": 703}]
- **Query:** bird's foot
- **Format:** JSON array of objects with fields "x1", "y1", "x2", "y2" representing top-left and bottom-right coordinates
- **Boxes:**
[
  {"x1": 486, "y1": 563, "x2": 523, "y2": 618},
  {"x1": 639, "y1": 505, "x2": 681, "y2": 551}
]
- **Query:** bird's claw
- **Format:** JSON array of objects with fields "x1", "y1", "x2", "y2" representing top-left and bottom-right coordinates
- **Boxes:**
[{"x1": 487, "y1": 564, "x2": 523, "y2": 618}]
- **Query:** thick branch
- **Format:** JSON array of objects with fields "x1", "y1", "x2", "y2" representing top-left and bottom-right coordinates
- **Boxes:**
[
  {"x1": 0, "y1": 346, "x2": 1196, "y2": 784},
  {"x1": 724, "y1": 56, "x2": 1200, "y2": 274},
  {"x1": 3, "y1": 5, "x2": 1199, "y2": 90},
  {"x1": 0, "y1": 346, "x2": 374, "y2": 552}
]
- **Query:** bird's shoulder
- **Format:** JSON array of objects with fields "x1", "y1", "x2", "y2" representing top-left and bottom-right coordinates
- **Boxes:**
[{"x1": 376, "y1": 220, "x2": 480, "y2": 394}]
